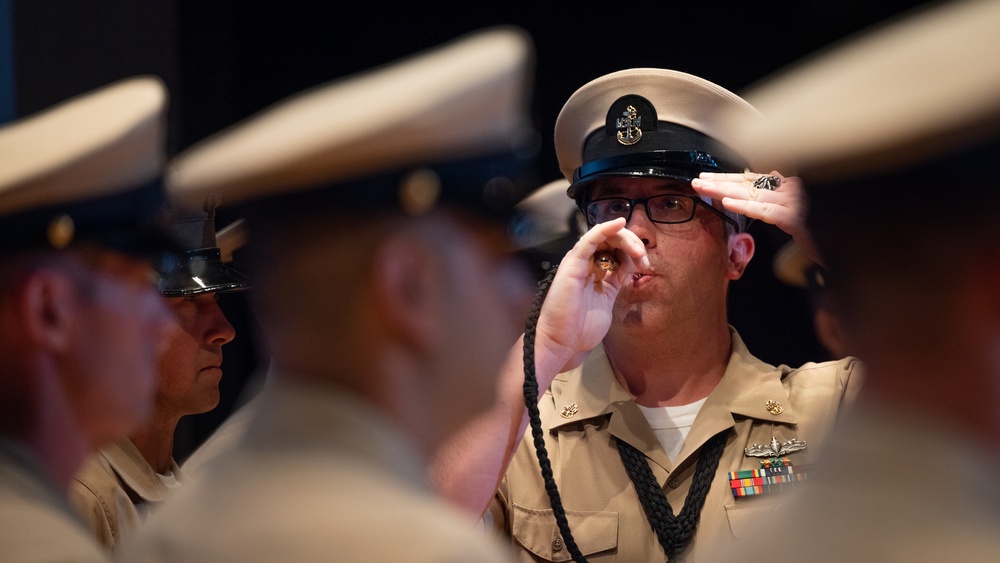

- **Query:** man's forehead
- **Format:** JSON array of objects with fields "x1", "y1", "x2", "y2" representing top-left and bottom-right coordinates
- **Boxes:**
[
  {"x1": 71, "y1": 245, "x2": 159, "y2": 287},
  {"x1": 589, "y1": 177, "x2": 694, "y2": 196}
]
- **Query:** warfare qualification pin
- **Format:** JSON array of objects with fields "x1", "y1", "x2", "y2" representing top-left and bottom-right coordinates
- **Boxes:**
[{"x1": 745, "y1": 436, "x2": 807, "y2": 459}]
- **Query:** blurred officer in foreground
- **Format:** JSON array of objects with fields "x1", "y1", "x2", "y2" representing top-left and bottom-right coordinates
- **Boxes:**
[
  {"x1": 0, "y1": 78, "x2": 178, "y2": 561},
  {"x1": 432, "y1": 67, "x2": 862, "y2": 562},
  {"x1": 69, "y1": 198, "x2": 251, "y2": 551},
  {"x1": 119, "y1": 27, "x2": 537, "y2": 562},
  {"x1": 715, "y1": 0, "x2": 1000, "y2": 560}
]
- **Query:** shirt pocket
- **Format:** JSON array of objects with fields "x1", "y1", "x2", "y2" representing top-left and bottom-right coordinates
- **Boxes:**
[
  {"x1": 511, "y1": 502, "x2": 618, "y2": 561},
  {"x1": 724, "y1": 498, "x2": 786, "y2": 539}
]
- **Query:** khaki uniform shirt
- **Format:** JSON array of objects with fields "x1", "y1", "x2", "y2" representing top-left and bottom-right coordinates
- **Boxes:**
[
  {"x1": 715, "y1": 403, "x2": 1000, "y2": 562},
  {"x1": 69, "y1": 439, "x2": 183, "y2": 551},
  {"x1": 181, "y1": 395, "x2": 258, "y2": 475},
  {"x1": 493, "y1": 329, "x2": 862, "y2": 562},
  {"x1": 119, "y1": 375, "x2": 515, "y2": 563},
  {"x1": 0, "y1": 438, "x2": 108, "y2": 562}
]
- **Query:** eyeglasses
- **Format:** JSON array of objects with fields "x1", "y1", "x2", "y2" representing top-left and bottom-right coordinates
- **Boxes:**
[{"x1": 584, "y1": 194, "x2": 739, "y2": 230}]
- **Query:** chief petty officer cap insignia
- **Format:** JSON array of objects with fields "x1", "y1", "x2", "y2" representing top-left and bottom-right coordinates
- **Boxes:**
[
  {"x1": 554, "y1": 69, "x2": 785, "y2": 232},
  {"x1": 166, "y1": 26, "x2": 539, "y2": 230},
  {"x1": 0, "y1": 76, "x2": 180, "y2": 257},
  {"x1": 156, "y1": 195, "x2": 253, "y2": 297}
]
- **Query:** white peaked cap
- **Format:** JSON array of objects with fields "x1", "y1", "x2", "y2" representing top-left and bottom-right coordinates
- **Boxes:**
[
  {"x1": 0, "y1": 77, "x2": 175, "y2": 254},
  {"x1": 555, "y1": 68, "x2": 777, "y2": 192},
  {"x1": 737, "y1": 0, "x2": 1000, "y2": 184},
  {"x1": 167, "y1": 27, "x2": 536, "y2": 210},
  {"x1": 0, "y1": 76, "x2": 166, "y2": 215}
]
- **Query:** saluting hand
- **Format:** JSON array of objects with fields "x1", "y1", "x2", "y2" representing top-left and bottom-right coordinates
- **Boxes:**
[{"x1": 692, "y1": 171, "x2": 820, "y2": 264}]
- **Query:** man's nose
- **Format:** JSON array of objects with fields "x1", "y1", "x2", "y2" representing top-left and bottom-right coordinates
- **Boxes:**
[{"x1": 625, "y1": 202, "x2": 653, "y2": 247}]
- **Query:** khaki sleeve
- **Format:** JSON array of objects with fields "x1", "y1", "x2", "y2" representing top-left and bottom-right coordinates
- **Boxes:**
[
  {"x1": 839, "y1": 356, "x2": 866, "y2": 409},
  {"x1": 488, "y1": 475, "x2": 510, "y2": 536},
  {"x1": 67, "y1": 477, "x2": 115, "y2": 551}
]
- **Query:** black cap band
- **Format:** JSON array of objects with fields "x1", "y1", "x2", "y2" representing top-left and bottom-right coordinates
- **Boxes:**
[
  {"x1": 0, "y1": 178, "x2": 180, "y2": 257},
  {"x1": 239, "y1": 146, "x2": 538, "y2": 229},
  {"x1": 567, "y1": 95, "x2": 748, "y2": 200},
  {"x1": 574, "y1": 149, "x2": 745, "y2": 183}
]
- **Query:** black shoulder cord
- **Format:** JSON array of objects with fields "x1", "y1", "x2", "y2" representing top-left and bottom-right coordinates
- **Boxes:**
[
  {"x1": 522, "y1": 263, "x2": 730, "y2": 563},
  {"x1": 522, "y1": 263, "x2": 589, "y2": 563}
]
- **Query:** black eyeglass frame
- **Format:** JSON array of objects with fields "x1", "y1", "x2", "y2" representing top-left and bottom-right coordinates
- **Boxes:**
[{"x1": 583, "y1": 193, "x2": 740, "y2": 231}]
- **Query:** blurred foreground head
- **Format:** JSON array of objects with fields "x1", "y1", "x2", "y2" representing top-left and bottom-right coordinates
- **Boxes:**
[
  {"x1": 739, "y1": 0, "x2": 1000, "y2": 428},
  {"x1": 167, "y1": 27, "x2": 539, "y2": 452},
  {"x1": 0, "y1": 77, "x2": 177, "y2": 468}
]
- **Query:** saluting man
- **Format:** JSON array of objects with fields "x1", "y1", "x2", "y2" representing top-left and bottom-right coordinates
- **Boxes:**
[{"x1": 432, "y1": 68, "x2": 864, "y2": 562}]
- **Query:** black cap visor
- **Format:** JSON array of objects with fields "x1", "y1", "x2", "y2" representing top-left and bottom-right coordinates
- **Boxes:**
[
  {"x1": 568, "y1": 149, "x2": 746, "y2": 200},
  {"x1": 157, "y1": 248, "x2": 253, "y2": 296}
]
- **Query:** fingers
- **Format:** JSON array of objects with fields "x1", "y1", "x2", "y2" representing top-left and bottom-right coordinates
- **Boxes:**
[
  {"x1": 574, "y1": 218, "x2": 648, "y2": 264},
  {"x1": 693, "y1": 171, "x2": 804, "y2": 236},
  {"x1": 560, "y1": 218, "x2": 649, "y2": 281},
  {"x1": 693, "y1": 171, "x2": 785, "y2": 204}
]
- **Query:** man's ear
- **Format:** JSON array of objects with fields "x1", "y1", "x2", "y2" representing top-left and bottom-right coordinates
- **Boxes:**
[
  {"x1": 726, "y1": 232, "x2": 755, "y2": 280},
  {"x1": 19, "y1": 270, "x2": 75, "y2": 353},
  {"x1": 371, "y1": 232, "x2": 442, "y2": 352}
]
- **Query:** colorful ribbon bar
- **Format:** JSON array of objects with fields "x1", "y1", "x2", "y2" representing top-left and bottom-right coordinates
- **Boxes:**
[{"x1": 728, "y1": 465, "x2": 811, "y2": 497}]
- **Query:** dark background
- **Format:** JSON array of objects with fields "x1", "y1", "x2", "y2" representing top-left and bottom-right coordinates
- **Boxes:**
[{"x1": 3, "y1": 0, "x2": 930, "y2": 459}]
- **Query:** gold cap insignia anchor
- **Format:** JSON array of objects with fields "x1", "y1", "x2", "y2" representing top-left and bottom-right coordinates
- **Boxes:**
[{"x1": 616, "y1": 105, "x2": 642, "y2": 146}]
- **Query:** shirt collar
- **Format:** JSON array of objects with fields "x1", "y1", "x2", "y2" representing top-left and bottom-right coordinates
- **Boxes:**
[
  {"x1": 100, "y1": 439, "x2": 182, "y2": 503},
  {"x1": 547, "y1": 327, "x2": 797, "y2": 431}
]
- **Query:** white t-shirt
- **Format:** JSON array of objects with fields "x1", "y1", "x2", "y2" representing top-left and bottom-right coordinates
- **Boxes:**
[
  {"x1": 636, "y1": 398, "x2": 707, "y2": 462},
  {"x1": 157, "y1": 470, "x2": 183, "y2": 493}
]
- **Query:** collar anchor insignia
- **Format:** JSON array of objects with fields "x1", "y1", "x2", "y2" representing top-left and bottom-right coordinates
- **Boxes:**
[
  {"x1": 560, "y1": 403, "x2": 579, "y2": 418},
  {"x1": 764, "y1": 399, "x2": 784, "y2": 415}
]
